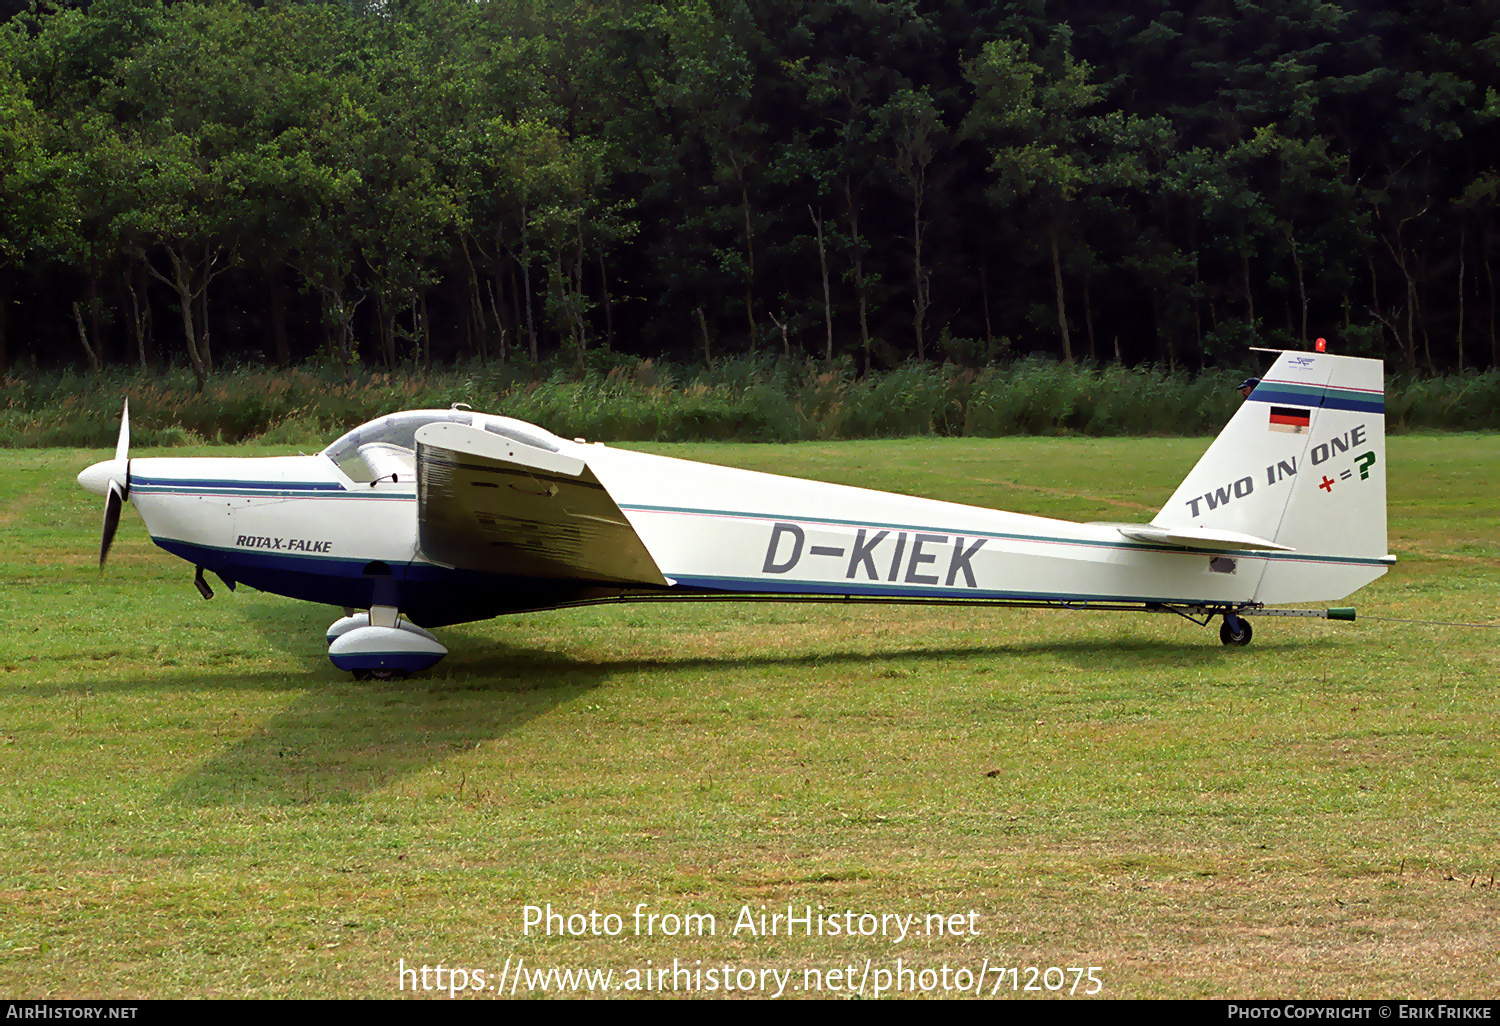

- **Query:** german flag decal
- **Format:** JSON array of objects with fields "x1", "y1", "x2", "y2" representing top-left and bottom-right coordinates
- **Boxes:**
[{"x1": 1268, "y1": 406, "x2": 1312, "y2": 433}]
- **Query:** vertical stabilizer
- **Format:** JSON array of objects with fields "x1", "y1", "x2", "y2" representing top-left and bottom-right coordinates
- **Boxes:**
[{"x1": 1153, "y1": 352, "x2": 1392, "y2": 603}]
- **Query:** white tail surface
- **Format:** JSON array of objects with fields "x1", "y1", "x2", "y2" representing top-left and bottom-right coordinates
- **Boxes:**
[{"x1": 1154, "y1": 351, "x2": 1393, "y2": 604}]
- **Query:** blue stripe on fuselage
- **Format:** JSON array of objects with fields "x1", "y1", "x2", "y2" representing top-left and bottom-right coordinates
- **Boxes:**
[
  {"x1": 668, "y1": 573, "x2": 1218, "y2": 606},
  {"x1": 131, "y1": 475, "x2": 346, "y2": 493},
  {"x1": 151, "y1": 538, "x2": 607, "y2": 627}
]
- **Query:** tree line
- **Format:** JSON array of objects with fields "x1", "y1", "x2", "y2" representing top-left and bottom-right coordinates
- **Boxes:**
[{"x1": 2, "y1": 0, "x2": 1497, "y2": 384}]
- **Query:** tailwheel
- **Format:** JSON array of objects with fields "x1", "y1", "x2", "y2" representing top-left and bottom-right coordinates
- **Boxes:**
[{"x1": 1219, "y1": 614, "x2": 1253, "y2": 646}]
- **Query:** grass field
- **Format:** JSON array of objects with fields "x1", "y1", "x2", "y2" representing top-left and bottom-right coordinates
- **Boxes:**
[{"x1": 1, "y1": 435, "x2": 1496, "y2": 999}]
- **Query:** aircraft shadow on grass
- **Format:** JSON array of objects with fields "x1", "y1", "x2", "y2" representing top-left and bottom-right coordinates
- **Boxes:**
[{"x1": 143, "y1": 601, "x2": 1333, "y2": 807}]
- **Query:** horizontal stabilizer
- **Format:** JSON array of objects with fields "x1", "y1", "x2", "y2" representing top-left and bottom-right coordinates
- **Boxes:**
[{"x1": 1114, "y1": 523, "x2": 1294, "y2": 552}]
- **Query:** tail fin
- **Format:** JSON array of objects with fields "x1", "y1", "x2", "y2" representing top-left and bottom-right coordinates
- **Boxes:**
[{"x1": 1153, "y1": 351, "x2": 1393, "y2": 604}]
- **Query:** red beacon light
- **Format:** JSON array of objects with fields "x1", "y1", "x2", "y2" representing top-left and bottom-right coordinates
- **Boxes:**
[{"x1": 1315, "y1": 337, "x2": 1327, "y2": 352}]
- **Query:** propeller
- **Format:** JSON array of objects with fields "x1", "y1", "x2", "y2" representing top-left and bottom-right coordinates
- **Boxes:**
[
  {"x1": 78, "y1": 400, "x2": 131, "y2": 568},
  {"x1": 99, "y1": 479, "x2": 125, "y2": 568}
]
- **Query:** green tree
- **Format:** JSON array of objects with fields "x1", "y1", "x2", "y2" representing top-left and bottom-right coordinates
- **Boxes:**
[
  {"x1": 964, "y1": 36, "x2": 1105, "y2": 363},
  {"x1": 0, "y1": 51, "x2": 65, "y2": 371},
  {"x1": 879, "y1": 86, "x2": 942, "y2": 360}
]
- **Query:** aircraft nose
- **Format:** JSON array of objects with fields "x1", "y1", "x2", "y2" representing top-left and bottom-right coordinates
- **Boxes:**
[{"x1": 78, "y1": 460, "x2": 118, "y2": 497}]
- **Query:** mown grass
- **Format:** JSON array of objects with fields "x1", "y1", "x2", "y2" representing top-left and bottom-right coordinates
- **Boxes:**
[
  {"x1": 0, "y1": 435, "x2": 1496, "y2": 998},
  {"x1": 4, "y1": 357, "x2": 1499, "y2": 448}
]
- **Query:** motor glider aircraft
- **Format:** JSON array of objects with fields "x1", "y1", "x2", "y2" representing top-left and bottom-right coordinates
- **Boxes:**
[{"x1": 78, "y1": 350, "x2": 1393, "y2": 679}]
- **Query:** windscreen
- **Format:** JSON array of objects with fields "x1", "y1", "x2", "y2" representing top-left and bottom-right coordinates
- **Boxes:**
[{"x1": 321, "y1": 410, "x2": 474, "y2": 468}]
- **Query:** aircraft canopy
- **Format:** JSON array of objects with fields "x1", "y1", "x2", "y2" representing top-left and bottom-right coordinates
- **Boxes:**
[{"x1": 322, "y1": 410, "x2": 564, "y2": 473}]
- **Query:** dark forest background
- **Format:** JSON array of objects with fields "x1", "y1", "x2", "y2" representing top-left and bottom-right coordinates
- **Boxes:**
[{"x1": 3, "y1": 0, "x2": 1498, "y2": 386}]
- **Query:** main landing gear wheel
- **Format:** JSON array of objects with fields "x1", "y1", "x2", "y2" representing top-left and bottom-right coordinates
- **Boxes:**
[
  {"x1": 352, "y1": 668, "x2": 412, "y2": 682},
  {"x1": 1219, "y1": 615, "x2": 1253, "y2": 646},
  {"x1": 328, "y1": 606, "x2": 447, "y2": 678}
]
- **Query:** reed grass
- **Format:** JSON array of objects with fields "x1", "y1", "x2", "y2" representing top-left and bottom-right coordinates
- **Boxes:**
[{"x1": 3, "y1": 358, "x2": 1496, "y2": 448}]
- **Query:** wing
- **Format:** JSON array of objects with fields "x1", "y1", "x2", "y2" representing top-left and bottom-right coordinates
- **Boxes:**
[{"x1": 414, "y1": 423, "x2": 669, "y2": 587}]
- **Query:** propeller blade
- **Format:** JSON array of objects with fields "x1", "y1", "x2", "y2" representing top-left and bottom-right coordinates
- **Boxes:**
[
  {"x1": 115, "y1": 399, "x2": 130, "y2": 462},
  {"x1": 100, "y1": 480, "x2": 123, "y2": 569},
  {"x1": 115, "y1": 399, "x2": 131, "y2": 498}
]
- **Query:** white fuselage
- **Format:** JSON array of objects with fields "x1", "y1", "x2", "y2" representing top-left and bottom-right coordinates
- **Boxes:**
[
  {"x1": 98, "y1": 438, "x2": 1301, "y2": 627},
  {"x1": 590, "y1": 445, "x2": 1262, "y2": 606}
]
